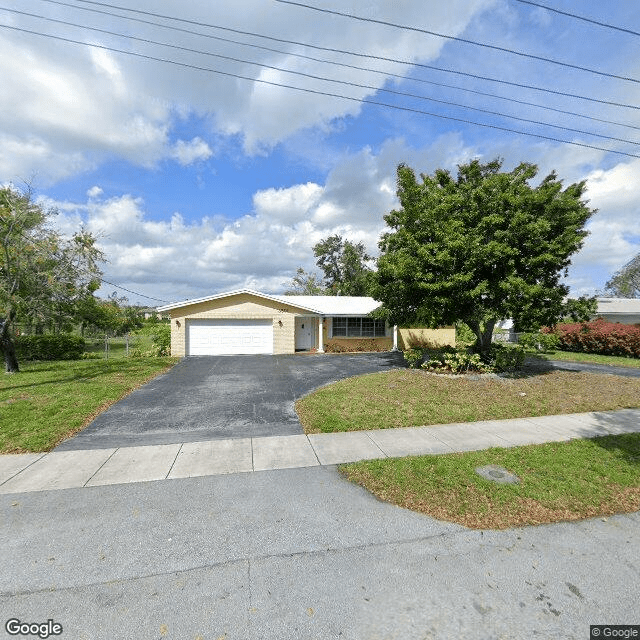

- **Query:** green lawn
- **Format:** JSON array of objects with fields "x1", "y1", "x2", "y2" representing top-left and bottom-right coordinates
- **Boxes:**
[
  {"x1": 537, "y1": 350, "x2": 640, "y2": 369},
  {"x1": 1, "y1": 357, "x2": 177, "y2": 453},
  {"x1": 296, "y1": 369, "x2": 640, "y2": 434},
  {"x1": 341, "y1": 434, "x2": 640, "y2": 529},
  {"x1": 296, "y1": 363, "x2": 640, "y2": 528}
]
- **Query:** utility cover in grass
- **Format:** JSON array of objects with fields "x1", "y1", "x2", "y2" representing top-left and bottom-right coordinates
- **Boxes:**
[{"x1": 475, "y1": 465, "x2": 520, "y2": 485}]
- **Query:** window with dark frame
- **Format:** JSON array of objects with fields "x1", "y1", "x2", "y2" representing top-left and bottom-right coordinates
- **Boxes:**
[{"x1": 331, "y1": 317, "x2": 386, "y2": 338}]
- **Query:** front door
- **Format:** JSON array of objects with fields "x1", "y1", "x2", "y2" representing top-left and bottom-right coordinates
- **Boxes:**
[{"x1": 295, "y1": 317, "x2": 314, "y2": 350}]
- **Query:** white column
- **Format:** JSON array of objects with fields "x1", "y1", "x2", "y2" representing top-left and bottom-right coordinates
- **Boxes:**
[
  {"x1": 392, "y1": 324, "x2": 399, "y2": 351},
  {"x1": 318, "y1": 317, "x2": 324, "y2": 352}
]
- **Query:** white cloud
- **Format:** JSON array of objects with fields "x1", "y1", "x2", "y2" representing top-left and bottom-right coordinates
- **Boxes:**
[
  {"x1": 170, "y1": 137, "x2": 213, "y2": 166},
  {"x1": 87, "y1": 186, "x2": 103, "y2": 199},
  {"x1": 0, "y1": 0, "x2": 497, "y2": 182}
]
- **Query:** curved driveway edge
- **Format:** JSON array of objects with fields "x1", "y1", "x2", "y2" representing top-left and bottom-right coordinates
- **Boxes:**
[{"x1": 55, "y1": 352, "x2": 405, "y2": 451}]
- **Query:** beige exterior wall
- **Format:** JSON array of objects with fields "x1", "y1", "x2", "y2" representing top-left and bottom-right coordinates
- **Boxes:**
[
  {"x1": 168, "y1": 293, "x2": 309, "y2": 356},
  {"x1": 397, "y1": 326, "x2": 456, "y2": 350},
  {"x1": 167, "y1": 292, "x2": 456, "y2": 356}
]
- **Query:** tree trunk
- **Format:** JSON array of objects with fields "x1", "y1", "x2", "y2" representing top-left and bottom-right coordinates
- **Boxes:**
[
  {"x1": 0, "y1": 315, "x2": 20, "y2": 373},
  {"x1": 469, "y1": 318, "x2": 496, "y2": 356}
]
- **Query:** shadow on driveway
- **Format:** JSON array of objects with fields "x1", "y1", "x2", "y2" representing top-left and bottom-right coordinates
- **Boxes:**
[{"x1": 55, "y1": 352, "x2": 406, "y2": 451}]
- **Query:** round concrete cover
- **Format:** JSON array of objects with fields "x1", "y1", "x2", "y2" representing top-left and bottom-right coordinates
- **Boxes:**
[{"x1": 475, "y1": 464, "x2": 520, "y2": 484}]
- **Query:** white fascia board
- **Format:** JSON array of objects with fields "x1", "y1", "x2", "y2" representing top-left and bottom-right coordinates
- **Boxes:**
[{"x1": 157, "y1": 289, "x2": 322, "y2": 314}]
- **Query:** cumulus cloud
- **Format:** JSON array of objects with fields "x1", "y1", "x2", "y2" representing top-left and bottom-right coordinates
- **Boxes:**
[
  {"x1": 170, "y1": 137, "x2": 213, "y2": 166},
  {"x1": 0, "y1": 0, "x2": 497, "y2": 182}
]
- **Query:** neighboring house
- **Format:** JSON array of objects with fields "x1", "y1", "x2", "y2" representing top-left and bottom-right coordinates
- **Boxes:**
[
  {"x1": 595, "y1": 298, "x2": 640, "y2": 325},
  {"x1": 157, "y1": 289, "x2": 454, "y2": 356}
]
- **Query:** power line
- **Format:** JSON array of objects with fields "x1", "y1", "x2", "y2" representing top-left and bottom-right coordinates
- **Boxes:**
[
  {"x1": 9, "y1": 214, "x2": 170, "y2": 304},
  {"x1": 36, "y1": 0, "x2": 640, "y2": 111},
  {"x1": 275, "y1": 0, "x2": 640, "y2": 85},
  {"x1": 513, "y1": 0, "x2": 640, "y2": 37},
  {"x1": 99, "y1": 279, "x2": 169, "y2": 303},
  {"x1": 13, "y1": 4, "x2": 640, "y2": 133},
  {"x1": 4, "y1": 8, "x2": 638, "y2": 147},
  {"x1": 2, "y1": 22, "x2": 639, "y2": 160}
]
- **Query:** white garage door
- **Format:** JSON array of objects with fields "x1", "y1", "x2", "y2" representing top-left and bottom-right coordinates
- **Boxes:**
[{"x1": 186, "y1": 319, "x2": 273, "y2": 355}]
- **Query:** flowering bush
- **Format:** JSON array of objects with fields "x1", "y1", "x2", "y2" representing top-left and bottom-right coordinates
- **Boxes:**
[{"x1": 552, "y1": 319, "x2": 640, "y2": 358}]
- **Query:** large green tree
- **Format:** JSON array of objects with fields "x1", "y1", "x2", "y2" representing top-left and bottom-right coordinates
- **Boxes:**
[
  {"x1": 313, "y1": 234, "x2": 372, "y2": 296},
  {"x1": 0, "y1": 186, "x2": 104, "y2": 372},
  {"x1": 604, "y1": 252, "x2": 640, "y2": 298},
  {"x1": 372, "y1": 159, "x2": 595, "y2": 352}
]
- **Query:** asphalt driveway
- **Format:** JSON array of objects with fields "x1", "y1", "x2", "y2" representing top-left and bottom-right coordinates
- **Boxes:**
[{"x1": 55, "y1": 352, "x2": 405, "y2": 451}]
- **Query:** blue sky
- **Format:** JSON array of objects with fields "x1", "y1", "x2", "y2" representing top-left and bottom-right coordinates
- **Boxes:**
[{"x1": 1, "y1": 0, "x2": 639, "y2": 305}]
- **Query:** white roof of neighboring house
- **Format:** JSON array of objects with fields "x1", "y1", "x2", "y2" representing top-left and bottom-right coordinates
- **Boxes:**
[
  {"x1": 157, "y1": 289, "x2": 381, "y2": 316},
  {"x1": 596, "y1": 298, "x2": 640, "y2": 315}
]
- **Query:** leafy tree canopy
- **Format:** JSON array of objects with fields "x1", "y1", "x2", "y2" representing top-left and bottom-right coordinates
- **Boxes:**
[
  {"x1": 284, "y1": 267, "x2": 327, "y2": 295},
  {"x1": 313, "y1": 234, "x2": 372, "y2": 296},
  {"x1": 78, "y1": 292, "x2": 144, "y2": 337},
  {"x1": 0, "y1": 185, "x2": 104, "y2": 372},
  {"x1": 372, "y1": 159, "x2": 595, "y2": 352},
  {"x1": 604, "y1": 252, "x2": 640, "y2": 298}
]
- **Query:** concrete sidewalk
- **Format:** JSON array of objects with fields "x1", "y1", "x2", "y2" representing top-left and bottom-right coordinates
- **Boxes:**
[{"x1": 2, "y1": 408, "x2": 639, "y2": 494}]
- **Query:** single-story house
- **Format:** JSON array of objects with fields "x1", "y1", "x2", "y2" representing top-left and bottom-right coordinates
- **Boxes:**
[
  {"x1": 595, "y1": 298, "x2": 640, "y2": 325},
  {"x1": 157, "y1": 289, "x2": 454, "y2": 356}
]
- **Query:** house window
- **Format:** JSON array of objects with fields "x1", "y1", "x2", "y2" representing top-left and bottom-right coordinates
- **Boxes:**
[{"x1": 331, "y1": 317, "x2": 386, "y2": 338}]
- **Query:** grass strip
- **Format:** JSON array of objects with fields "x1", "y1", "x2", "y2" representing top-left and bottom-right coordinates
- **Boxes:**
[
  {"x1": 536, "y1": 351, "x2": 640, "y2": 369},
  {"x1": 296, "y1": 369, "x2": 640, "y2": 434},
  {"x1": 341, "y1": 434, "x2": 640, "y2": 529},
  {"x1": 1, "y1": 357, "x2": 178, "y2": 453}
]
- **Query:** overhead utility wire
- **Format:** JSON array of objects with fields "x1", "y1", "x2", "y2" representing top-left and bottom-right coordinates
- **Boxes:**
[
  {"x1": 99, "y1": 279, "x2": 169, "y2": 303},
  {"x1": 37, "y1": 0, "x2": 640, "y2": 111},
  {"x1": 19, "y1": 4, "x2": 640, "y2": 131},
  {"x1": 2, "y1": 23, "x2": 639, "y2": 161},
  {"x1": 12, "y1": 224, "x2": 170, "y2": 303},
  {"x1": 5, "y1": 9, "x2": 638, "y2": 147},
  {"x1": 513, "y1": 0, "x2": 640, "y2": 38},
  {"x1": 275, "y1": 0, "x2": 640, "y2": 85}
]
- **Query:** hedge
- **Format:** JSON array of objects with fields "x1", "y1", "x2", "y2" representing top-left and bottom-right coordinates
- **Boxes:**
[
  {"x1": 14, "y1": 334, "x2": 86, "y2": 361},
  {"x1": 551, "y1": 319, "x2": 640, "y2": 358}
]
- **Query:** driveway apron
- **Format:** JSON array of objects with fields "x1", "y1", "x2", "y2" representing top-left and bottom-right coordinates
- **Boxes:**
[{"x1": 55, "y1": 352, "x2": 405, "y2": 451}]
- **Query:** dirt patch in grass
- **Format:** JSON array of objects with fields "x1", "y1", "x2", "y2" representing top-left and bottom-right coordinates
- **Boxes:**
[
  {"x1": 341, "y1": 435, "x2": 640, "y2": 529},
  {"x1": 297, "y1": 369, "x2": 640, "y2": 434}
]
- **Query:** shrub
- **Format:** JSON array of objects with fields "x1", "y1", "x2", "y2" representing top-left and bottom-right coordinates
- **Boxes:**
[
  {"x1": 489, "y1": 344, "x2": 526, "y2": 372},
  {"x1": 518, "y1": 331, "x2": 559, "y2": 353},
  {"x1": 421, "y1": 346, "x2": 489, "y2": 374},
  {"x1": 455, "y1": 322, "x2": 476, "y2": 347},
  {"x1": 15, "y1": 334, "x2": 86, "y2": 361},
  {"x1": 403, "y1": 347, "x2": 424, "y2": 368},
  {"x1": 325, "y1": 339, "x2": 388, "y2": 353},
  {"x1": 151, "y1": 324, "x2": 171, "y2": 356},
  {"x1": 552, "y1": 319, "x2": 640, "y2": 358}
]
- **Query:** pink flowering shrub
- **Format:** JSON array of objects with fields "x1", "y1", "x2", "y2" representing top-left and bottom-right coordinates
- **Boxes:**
[{"x1": 550, "y1": 319, "x2": 640, "y2": 358}]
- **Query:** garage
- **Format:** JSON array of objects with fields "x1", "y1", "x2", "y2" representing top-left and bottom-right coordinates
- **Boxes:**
[{"x1": 186, "y1": 319, "x2": 273, "y2": 356}]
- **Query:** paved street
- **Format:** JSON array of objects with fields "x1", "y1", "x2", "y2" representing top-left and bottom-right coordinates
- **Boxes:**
[{"x1": 1, "y1": 465, "x2": 638, "y2": 640}]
